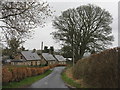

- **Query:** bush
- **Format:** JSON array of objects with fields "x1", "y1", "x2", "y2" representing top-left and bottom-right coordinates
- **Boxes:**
[
  {"x1": 73, "y1": 47, "x2": 119, "y2": 88},
  {"x1": 2, "y1": 68, "x2": 12, "y2": 83},
  {"x1": 11, "y1": 68, "x2": 18, "y2": 81},
  {"x1": 26, "y1": 67, "x2": 32, "y2": 77},
  {"x1": 37, "y1": 68, "x2": 44, "y2": 74},
  {"x1": 21, "y1": 67, "x2": 28, "y2": 78}
]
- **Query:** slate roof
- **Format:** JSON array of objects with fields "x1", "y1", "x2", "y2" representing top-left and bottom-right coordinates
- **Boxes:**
[
  {"x1": 54, "y1": 55, "x2": 66, "y2": 61},
  {"x1": 42, "y1": 53, "x2": 56, "y2": 61},
  {"x1": 21, "y1": 51, "x2": 41, "y2": 61}
]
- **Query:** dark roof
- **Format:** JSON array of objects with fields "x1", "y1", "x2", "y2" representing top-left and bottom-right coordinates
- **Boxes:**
[
  {"x1": 21, "y1": 51, "x2": 41, "y2": 61},
  {"x1": 54, "y1": 55, "x2": 66, "y2": 61},
  {"x1": 42, "y1": 53, "x2": 56, "y2": 61}
]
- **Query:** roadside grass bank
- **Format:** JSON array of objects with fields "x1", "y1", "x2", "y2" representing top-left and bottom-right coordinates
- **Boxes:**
[
  {"x1": 61, "y1": 66, "x2": 81, "y2": 88},
  {"x1": 3, "y1": 70, "x2": 52, "y2": 88}
]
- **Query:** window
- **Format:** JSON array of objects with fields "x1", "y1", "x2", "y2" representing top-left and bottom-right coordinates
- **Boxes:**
[{"x1": 21, "y1": 56, "x2": 23, "y2": 59}]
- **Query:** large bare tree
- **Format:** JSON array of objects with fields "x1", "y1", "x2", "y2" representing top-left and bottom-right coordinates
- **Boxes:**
[
  {"x1": 0, "y1": 1, "x2": 52, "y2": 46},
  {"x1": 52, "y1": 4, "x2": 114, "y2": 62}
]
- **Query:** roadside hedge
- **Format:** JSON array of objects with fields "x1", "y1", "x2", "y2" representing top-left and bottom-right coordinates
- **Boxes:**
[
  {"x1": 2, "y1": 64, "x2": 67, "y2": 83},
  {"x1": 73, "y1": 47, "x2": 119, "y2": 88}
]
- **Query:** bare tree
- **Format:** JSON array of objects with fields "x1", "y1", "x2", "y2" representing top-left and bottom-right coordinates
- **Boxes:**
[
  {"x1": 52, "y1": 4, "x2": 114, "y2": 62},
  {"x1": 0, "y1": 1, "x2": 52, "y2": 45}
]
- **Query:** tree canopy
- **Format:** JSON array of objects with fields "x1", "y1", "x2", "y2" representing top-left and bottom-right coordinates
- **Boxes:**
[
  {"x1": 51, "y1": 4, "x2": 114, "y2": 62},
  {"x1": 2, "y1": 38, "x2": 23, "y2": 58},
  {"x1": 0, "y1": 1, "x2": 52, "y2": 46},
  {"x1": 49, "y1": 46, "x2": 54, "y2": 54},
  {"x1": 60, "y1": 45, "x2": 72, "y2": 58},
  {"x1": 43, "y1": 46, "x2": 49, "y2": 53}
]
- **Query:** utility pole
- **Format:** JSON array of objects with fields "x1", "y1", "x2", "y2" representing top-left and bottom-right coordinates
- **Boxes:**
[
  {"x1": 41, "y1": 41, "x2": 43, "y2": 54},
  {"x1": 72, "y1": 33, "x2": 75, "y2": 66},
  {"x1": 72, "y1": 46, "x2": 74, "y2": 66}
]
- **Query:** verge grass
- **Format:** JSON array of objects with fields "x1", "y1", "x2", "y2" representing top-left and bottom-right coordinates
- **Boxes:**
[{"x1": 61, "y1": 71, "x2": 81, "y2": 88}]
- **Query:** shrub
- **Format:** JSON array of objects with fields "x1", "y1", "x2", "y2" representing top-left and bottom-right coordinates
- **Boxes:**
[
  {"x1": 2, "y1": 68, "x2": 12, "y2": 83},
  {"x1": 31, "y1": 68, "x2": 38, "y2": 76},
  {"x1": 42, "y1": 66, "x2": 50, "y2": 71},
  {"x1": 37, "y1": 68, "x2": 44, "y2": 74},
  {"x1": 26, "y1": 67, "x2": 32, "y2": 77},
  {"x1": 21, "y1": 67, "x2": 28, "y2": 78},
  {"x1": 73, "y1": 47, "x2": 119, "y2": 88},
  {"x1": 11, "y1": 68, "x2": 18, "y2": 81}
]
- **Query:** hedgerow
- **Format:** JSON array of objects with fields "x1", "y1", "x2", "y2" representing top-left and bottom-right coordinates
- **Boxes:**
[
  {"x1": 2, "y1": 64, "x2": 67, "y2": 84},
  {"x1": 73, "y1": 47, "x2": 119, "y2": 88}
]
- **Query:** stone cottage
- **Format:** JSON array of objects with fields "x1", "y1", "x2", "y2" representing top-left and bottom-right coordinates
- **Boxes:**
[
  {"x1": 54, "y1": 55, "x2": 66, "y2": 64},
  {"x1": 41, "y1": 53, "x2": 57, "y2": 65},
  {"x1": 14, "y1": 51, "x2": 41, "y2": 66}
]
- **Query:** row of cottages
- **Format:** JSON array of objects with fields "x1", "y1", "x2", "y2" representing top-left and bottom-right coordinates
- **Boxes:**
[
  {"x1": 11, "y1": 51, "x2": 66, "y2": 66},
  {"x1": 12, "y1": 51, "x2": 41, "y2": 66},
  {"x1": 41, "y1": 53, "x2": 66, "y2": 65}
]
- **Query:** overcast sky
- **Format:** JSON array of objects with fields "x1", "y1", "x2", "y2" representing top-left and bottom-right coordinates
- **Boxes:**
[{"x1": 22, "y1": 0, "x2": 119, "y2": 50}]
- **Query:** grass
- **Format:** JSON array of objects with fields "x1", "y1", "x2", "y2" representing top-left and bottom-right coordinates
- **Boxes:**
[
  {"x1": 61, "y1": 69, "x2": 81, "y2": 88},
  {"x1": 2, "y1": 70, "x2": 52, "y2": 88}
]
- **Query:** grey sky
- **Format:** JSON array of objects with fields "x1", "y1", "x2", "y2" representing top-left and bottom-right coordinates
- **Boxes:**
[
  {"x1": 118, "y1": 1, "x2": 120, "y2": 46},
  {"x1": 23, "y1": 0, "x2": 118, "y2": 50}
]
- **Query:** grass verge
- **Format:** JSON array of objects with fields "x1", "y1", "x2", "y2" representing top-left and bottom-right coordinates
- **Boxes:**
[
  {"x1": 3, "y1": 70, "x2": 52, "y2": 88},
  {"x1": 61, "y1": 69, "x2": 81, "y2": 88}
]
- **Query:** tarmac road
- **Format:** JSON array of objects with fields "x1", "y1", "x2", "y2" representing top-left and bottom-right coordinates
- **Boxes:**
[{"x1": 29, "y1": 67, "x2": 69, "y2": 88}]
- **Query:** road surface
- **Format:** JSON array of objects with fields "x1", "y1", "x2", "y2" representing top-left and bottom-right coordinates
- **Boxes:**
[{"x1": 29, "y1": 67, "x2": 69, "y2": 88}]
